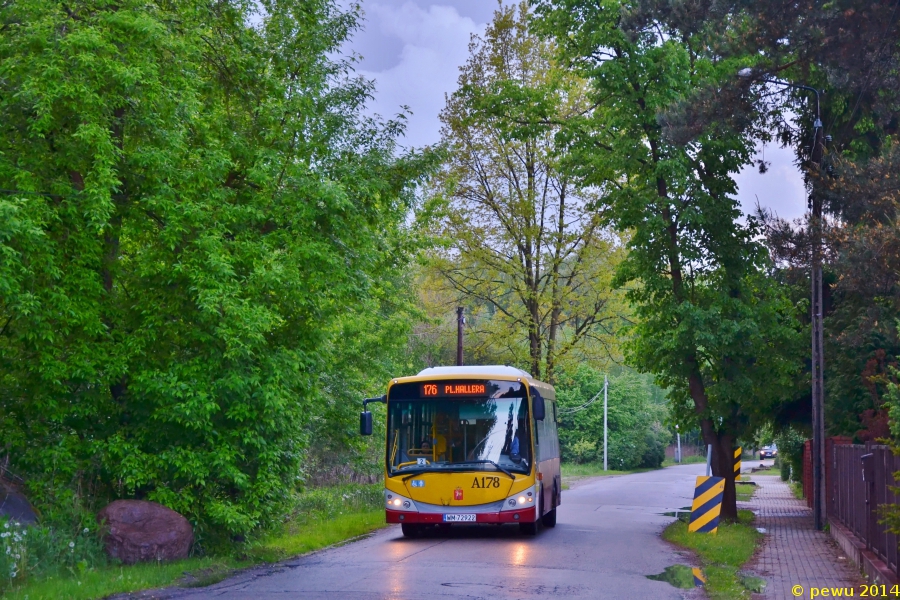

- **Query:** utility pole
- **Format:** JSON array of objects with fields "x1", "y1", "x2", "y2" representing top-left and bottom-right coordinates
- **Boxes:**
[
  {"x1": 737, "y1": 68, "x2": 826, "y2": 530},
  {"x1": 676, "y1": 425, "x2": 681, "y2": 464},
  {"x1": 810, "y1": 97, "x2": 826, "y2": 532},
  {"x1": 456, "y1": 307, "x2": 465, "y2": 366},
  {"x1": 603, "y1": 375, "x2": 608, "y2": 472}
]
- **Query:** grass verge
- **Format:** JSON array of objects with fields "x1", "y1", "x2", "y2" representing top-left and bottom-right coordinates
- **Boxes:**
[
  {"x1": 2, "y1": 484, "x2": 386, "y2": 600},
  {"x1": 561, "y1": 463, "x2": 655, "y2": 478},
  {"x1": 789, "y1": 481, "x2": 804, "y2": 500},
  {"x1": 560, "y1": 462, "x2": 657, "y2": 490},
  {"x1": 245, "y1": 510, "x2": 388, "y2": 563},
  {"x1": 662, "y1": 455, "x2": 708, "y2": 467},
  {"x1": 735, "y1": 482, "x2": 756, "y2": 502},
  {"x1": 662, "y1": 509, "x2": 762, "y2": 600},
  {"x1": 2, "y1": 557, "x2": 242, "y2": 600}
]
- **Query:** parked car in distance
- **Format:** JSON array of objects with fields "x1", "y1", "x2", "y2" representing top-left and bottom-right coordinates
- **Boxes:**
[{"x1": 759, "y1": 445, "x2": 777, "y2": 459}]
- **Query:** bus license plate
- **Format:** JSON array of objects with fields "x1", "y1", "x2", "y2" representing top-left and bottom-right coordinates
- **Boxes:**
[{"x1": 443, "y1": 514, "x2": 476, "y2": 522}]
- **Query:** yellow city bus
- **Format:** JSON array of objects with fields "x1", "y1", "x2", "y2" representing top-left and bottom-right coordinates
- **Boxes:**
[{"x1": 360, "y1": 366, "x2": 561, "y2": 536}]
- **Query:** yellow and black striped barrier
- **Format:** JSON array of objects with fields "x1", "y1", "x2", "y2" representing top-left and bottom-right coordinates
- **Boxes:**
[
  {"x1": 734, "y1": 447, "x2": 742, "y2": 481},
  {"x1": 692, "y1": 567, "x2": 706, "y2": 587},
  {"x1": 688, "y1": 475, "x2": 725, "y2": 534}
]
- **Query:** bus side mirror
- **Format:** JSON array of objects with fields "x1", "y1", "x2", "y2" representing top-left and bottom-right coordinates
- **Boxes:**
[
  {"x1": 360, "y1": 395, "x2": 385, "y2": 435},
  {"x1": 532, "y1": 393, "x2": 545, "y2": 421}
]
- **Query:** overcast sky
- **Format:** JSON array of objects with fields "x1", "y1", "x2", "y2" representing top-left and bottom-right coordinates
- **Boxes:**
[{"x1": 345, "y1": 0, "x2": 808, "y2": 222}]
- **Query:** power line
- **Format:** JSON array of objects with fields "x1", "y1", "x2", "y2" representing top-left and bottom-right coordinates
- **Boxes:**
[{"x1": 558, "y1": 385, "x2": 605, "y2": 415}]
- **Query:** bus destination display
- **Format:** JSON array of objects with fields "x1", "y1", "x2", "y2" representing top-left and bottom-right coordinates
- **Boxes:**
[{"x1": 421, "y1": 383, "x2": 486, "y2": 397}]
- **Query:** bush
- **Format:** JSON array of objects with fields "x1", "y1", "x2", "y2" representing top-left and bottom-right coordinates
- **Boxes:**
[
  {"x1": 774, "y1": 428, "x2": 806, "y2": 483},
  {"x1": 0, "y1": 0, "x2": 426, "y2": 540},
  {"x1": 569, "y1": 439, "x2": 598, "y2": 464},
  {"x1": 0, "y1": 517, "x2": 106, "y2": 594},
  {"x1": 557, "y1": 366, "x2": 669, "y2": 470},
  {"x1": 640, "y1": 422, "x2": 669, "y2": 469},
  {"x1": 287, "y1": 484, "x2": 383, "y2": 521}
]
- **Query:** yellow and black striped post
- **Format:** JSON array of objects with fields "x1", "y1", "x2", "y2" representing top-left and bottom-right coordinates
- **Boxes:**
[
  {"x1": 692, "y1": 568, "x2": 706, "y2": 587},
  {"x1": 734, "y1": 447, "x2": 742, "y2": 481},
  {"x1": 688, "y1": 475, "x2": 725, "y2": 534}
]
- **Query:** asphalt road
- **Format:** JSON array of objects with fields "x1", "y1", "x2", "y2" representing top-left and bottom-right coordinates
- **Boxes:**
[{"x1": 168, "y1": 462, "x2": 716, "y2": 600}]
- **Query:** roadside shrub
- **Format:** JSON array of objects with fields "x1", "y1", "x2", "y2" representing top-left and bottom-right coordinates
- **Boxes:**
[
  {"x1": 774, "y1": 428, "x2": 806, "y2": 483},
  {"x1": 276, "y1": 484, "x2": 384, "y2": 530},
  {"x1": 569, "y1": 439, "x2": 598, "y2": 464},
  {"x1": 557, "y1": 366, "x2": 669, "y2": 469},
  {"x1": 0, "y1": 517, "x2": 105, "y2": 594},
  {"x1": 640, "y1": 423, "x2": 670, "y2": 469},
  {"x1": 0, "y1": 0, "x2": 425, "y2": 541},
  {"x1": 878, "y1": 363, "x2": 900, "y2": 537}
]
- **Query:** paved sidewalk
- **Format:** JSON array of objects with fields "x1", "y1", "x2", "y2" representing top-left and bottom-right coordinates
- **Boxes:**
[{"x1": 742, "y1": 476, "x2": 862, "y2": 600}]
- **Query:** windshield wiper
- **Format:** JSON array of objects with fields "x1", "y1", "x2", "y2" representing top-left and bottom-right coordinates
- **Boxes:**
[
  {"x1": 456, "y1": 460, "x2": 515, "y2": 480},
  {"x1": 394, "y1": 463, "x2": 449, "y2": 480},
  {"x1": 393, "y1": 461, "x2": 517, "y2": 481}
]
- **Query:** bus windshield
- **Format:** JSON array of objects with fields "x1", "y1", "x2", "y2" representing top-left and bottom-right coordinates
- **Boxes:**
[{"x1": 387, "y1": 396, "x2": 531, "y2": 475}]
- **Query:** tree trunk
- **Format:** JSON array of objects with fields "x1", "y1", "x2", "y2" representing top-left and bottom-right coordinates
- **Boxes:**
[
  {"x1": 698, "y1": 416, "x2": 738, "y2": 521},
  {"x1": 529, "y1": 306, "x2": 542, "y2": 380},
  {"x1": 545, "y1": 184, "x2": 566, "y2": 386}
]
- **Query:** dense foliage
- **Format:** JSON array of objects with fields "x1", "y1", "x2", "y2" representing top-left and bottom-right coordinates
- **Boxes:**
[
  {"x1": 557, "y1": 366, "x2": 670, "y2": 470},
  {"x1": 4, "y1": 0, "x2": 898, "y2": 553},
  {"x1": 531, "y1": 0, "x2": 804, "y2": 518},
  {"x1": 0, "y1": 0, "x2": 430, "y2": 537},
  {"x1": 424, "y1": 4, "x2": 627, "y2": 383},
  {"x1": 773, "y1": 428, "x2": 806, "y2": 484},
  {"x1": 722, "y1": 0, "x2": 900, "y2": 440}
]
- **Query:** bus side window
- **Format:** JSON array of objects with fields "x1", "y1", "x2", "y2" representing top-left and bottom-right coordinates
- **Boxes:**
[
  {"x1": 552, "y1": 403, "x2": 561, "y2": 458},
  {"x1": 544, "y1": 402, "x2": 558, "y2": 461},
  {"x1": 538, "y1": 419, "x2": 553, "y2": 461}
]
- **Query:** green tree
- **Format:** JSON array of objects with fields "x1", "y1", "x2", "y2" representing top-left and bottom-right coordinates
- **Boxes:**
[
  {"x1": 0, "y1": 0, "x2": 430, "y2": 535},
  {"x1": 306, "y1": 272, "x2": 429, "y2": 485},
  {"x1": 426, "y1": 3, "x2": 627, "y2": 383},
  {"x1": 557, "y1": 366, "x2": 670, "y2": 470},
  {"x1": 717, "y1": 0, "x2": 900, "y2": 440},
  {"x1": 532, "y1": 0, "x2": 804, "y2": 518}
]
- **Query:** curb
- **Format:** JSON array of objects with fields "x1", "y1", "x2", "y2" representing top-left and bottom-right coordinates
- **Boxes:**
[{"x1": 829, "y1": 519, "x2": 898, "y2": 587}]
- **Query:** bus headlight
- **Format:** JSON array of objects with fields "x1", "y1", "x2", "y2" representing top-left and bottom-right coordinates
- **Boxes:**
[
  {"x1": 384, "y1": 490, "x2": 417, "y2": 512},
  {"x1": 501, "y1": 486, "x2": 538, "y2": 511}
]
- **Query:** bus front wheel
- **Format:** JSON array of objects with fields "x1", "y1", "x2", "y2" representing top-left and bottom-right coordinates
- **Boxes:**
[
  {"x1": 541, "y1": 507, "x2": 557, "y2": 528},
  {"x1": 401, "y1": 523, "x2": 421, "y2": 538}
]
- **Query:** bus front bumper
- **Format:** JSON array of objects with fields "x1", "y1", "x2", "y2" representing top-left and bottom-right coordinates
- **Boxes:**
[{"x1": 386, "y1": 506, "x2": 536, "y2": 524}]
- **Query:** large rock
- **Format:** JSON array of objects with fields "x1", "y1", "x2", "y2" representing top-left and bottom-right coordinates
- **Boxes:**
[
  {"x1": 0, "y1": 484, "x2": 38, "y2": 525},
  {"x1": 97, "y1": 500, "x2": 193, "y2": 564}
]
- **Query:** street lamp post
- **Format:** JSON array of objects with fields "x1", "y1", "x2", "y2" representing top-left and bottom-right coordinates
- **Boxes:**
[
  {"x1": 603, "y1": 375, "x2": 608, "y2": 472},
  {"x1": 738, "y1": 68, "x2": 826, "y2": 530},
  {"x1": 456, "y1": 307, "x2": 465, "y2": 366},
  {"x1": 676, "y1": 425, "x2": 681, "y2": 464}
]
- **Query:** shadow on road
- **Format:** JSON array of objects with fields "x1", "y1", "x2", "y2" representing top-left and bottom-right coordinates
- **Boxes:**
[{"x1": 388, "y1": 523, "x2": 549, "y2": 541}]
